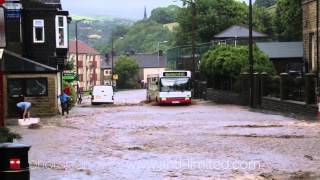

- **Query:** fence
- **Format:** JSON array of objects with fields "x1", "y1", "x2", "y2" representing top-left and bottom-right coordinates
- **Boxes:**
[
  {"x1": 166, "y1": 39, "x2": 237, "y2": 70},
  {"x1": 205, "y1": 72, "x2": 318, "y2": 117}
]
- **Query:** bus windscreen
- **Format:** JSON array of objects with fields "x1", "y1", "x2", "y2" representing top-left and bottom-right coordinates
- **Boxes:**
[{"x1": 160, "y1": 77, "x2": 191, "y2": 92}]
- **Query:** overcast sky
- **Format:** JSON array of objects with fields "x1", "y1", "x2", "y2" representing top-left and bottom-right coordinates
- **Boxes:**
[{"x1": 61, "y1": 0, "x2": 250, "y2": 20}]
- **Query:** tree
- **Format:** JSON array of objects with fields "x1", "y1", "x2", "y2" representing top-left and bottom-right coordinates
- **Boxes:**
[
  {"x1": 254, "y1": 0, "x2": 277, "y2": 8},
  {"x1": 200, "y1": 45, "x2": 275, "y2": 81},
  {"x1": 114, "y1": 20, "x2": 174, "y2": 53},
  {"x1": 150, "y1": 5, "x2": 180, "y2": 24},
  {"x1": 114, "y1": 56, "x2": 140, "y2": 89},
  {"x1": 253, "y1": 6, "x2": 274, "y2": 37},
  {"x1": 273, "y1": 0, "x2": 302, "y2": 41},
  {"x1": 175, "y1": 0, "x2": 248, "y2": 45}
]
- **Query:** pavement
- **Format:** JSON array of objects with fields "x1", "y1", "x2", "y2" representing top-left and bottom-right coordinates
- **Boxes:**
[{"x1": 8, "y1": 89, "x2": 320, "y2": 180}]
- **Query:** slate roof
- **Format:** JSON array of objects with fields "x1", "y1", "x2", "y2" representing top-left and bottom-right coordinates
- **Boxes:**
[
  {"x1": 69, "y1": 40, "x2": 100, "y2": 55},
  {"x1": 214, "y1": 25, "x2": 268, "y2": 38},
  {"x1": 256, "y1": 42, "x2": 303, "y2": 59},
  {"x1": 101, "y1": 53, "x2": 167, "y2": 69}
]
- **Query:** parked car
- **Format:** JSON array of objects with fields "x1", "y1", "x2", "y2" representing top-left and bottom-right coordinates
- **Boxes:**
[{"x1": 91, "y1": 85, "x2": 114, "y2": 105}]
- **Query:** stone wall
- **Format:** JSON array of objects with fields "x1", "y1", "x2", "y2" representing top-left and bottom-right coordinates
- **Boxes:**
[
  {"x1": 302, "y1": 0, "x2": 318, "y2": 71},
  {"x1": 261, "y1": 97, "x2": 317, "y2": 118},
  {"x1": 206, "y1": 88, "x2": 249, "y2": 105},
  {"x1": 4, "y1": 73, "x2": 59, "y2": 118}
]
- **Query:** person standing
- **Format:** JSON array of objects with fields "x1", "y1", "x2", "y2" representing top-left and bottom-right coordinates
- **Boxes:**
[
  {"x1": 63, "y1": 84, "x2": 71, "y2": 96},
  {"x1": 59, "y1": 93, "x2": 70, "y2": 116},
  {"x1": 77, "y1": 82, "x2": 82, "y2": 104},
  {"x1": 16, "y1": 101, "x2": 32, "y2": 120}
]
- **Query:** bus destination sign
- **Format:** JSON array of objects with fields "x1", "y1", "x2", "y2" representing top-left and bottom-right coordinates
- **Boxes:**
[{"x1": 163, "y1": 72, "x2": 187, "y2": 77}]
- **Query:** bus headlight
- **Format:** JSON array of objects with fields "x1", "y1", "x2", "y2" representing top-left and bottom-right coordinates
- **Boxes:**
[
  {"x1": 185, "y1": 98, "x2": 190, "y2": 101},
  {"x1": 161, "y1": 98, "x2": 167, "y2": 101}
]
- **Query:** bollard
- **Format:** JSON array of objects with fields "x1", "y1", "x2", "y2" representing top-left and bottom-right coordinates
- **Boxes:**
[
  {"x1": 240, "y1": 72, "x2": 250, "y2": 105},
  {"x1": 304, "y1": 73, "x2": 316, "y2": 104},
  {"x1": 280, "y1": 73, "x2": 289, "y2": 100},
  {"x1": 0, "y1": 143, "x2": 31, "y2": 180},
  {"x1": 260, "y1": 72, "x2": 268, "y2": 97}
]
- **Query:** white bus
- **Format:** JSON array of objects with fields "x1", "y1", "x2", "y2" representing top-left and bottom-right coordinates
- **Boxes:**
[{"x1": 147, "y1": 70, "x2": 192, "y2": 104}]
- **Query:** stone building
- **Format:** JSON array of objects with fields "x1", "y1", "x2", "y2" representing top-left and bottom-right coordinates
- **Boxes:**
[
  {"x1": 302, "y1": 0, "x2": 319, "y2": 72},
  {"x1": 1, "y1": 0, "x2": 70, "y2": 118},
  {"x1": 68, "y1": 40, "x2": 102, "y2": 91}
]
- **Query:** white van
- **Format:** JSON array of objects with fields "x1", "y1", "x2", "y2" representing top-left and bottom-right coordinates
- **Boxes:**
[{"x1": 91, "y1": 85, "x2": 114, "y2": 105}]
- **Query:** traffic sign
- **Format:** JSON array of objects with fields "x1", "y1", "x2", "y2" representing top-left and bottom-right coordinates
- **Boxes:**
[{"x1": 113, "y1": 74, "x2": 118, "y2": 80}]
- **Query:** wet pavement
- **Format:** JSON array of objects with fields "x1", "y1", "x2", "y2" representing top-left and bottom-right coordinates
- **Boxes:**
[{"x1": 8, "y1": 89, "x2": 320, "y2": 179}]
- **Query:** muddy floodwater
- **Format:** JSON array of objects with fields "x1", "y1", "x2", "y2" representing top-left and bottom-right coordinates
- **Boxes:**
[{"x1": 8, "y1": 90, "x2": 320, "y2": 179}]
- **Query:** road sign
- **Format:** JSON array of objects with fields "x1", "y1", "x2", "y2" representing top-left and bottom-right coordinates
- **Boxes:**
[{"x1": 113, "y1": 74, "x2": 118, "y2": 80}]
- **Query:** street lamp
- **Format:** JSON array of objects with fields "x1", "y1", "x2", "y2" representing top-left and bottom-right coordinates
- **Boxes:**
[
  {"x1": 157, "y1": 41, "x2": 168, "y2": 71},
  {"x1": 249, "y1": 0, "x2": 254, "y2": 108},
  {"x1": 110, "y1": 36, "x2": 123, "y2": 87},
  {"x1": 75, "y1": 19, "x2": 85, "y2": 92}
]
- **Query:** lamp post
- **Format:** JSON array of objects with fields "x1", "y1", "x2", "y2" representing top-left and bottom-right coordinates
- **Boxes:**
[
  {"x1": 110, "y1": 36, "x2": 123, "y2": 87},
  {"x1": 249, "y1": 0, "x2": 254, "y2": 108},
  {"x1": 111, "y1": 37, "x2": 114, "y2": 87},
  {"x1": 75, "y1": 19, "x2": 85, "y2": 92},
  {"x1": 157, "y1": 41, "x2": 168, "y2": 72}
]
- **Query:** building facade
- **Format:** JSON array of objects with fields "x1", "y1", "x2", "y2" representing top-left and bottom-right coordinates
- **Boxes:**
[
  {"x1": 1, "y1": 0, "x2": 69, "y2": 118},
  {"x1": 302, "y1": 0, "x2": 319, "y2": 72},
  {"x1": 68, "y1": 40, "x2": 102, "y2": 91}
]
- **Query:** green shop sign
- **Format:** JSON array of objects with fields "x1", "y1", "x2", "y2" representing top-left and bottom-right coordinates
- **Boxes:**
[{"x1": 63, "y1": 72, "x2": 77, "y2": 81}]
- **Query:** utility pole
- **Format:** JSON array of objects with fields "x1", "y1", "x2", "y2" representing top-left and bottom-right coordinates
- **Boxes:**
[
  {"x1": 249, "y1": 0, "x2": 254, "y2": 108},
  {"x1": 191, "y1": 1, "x2": 196, "y2": 74},
  {"x1": 75, "y1": 19, "x2": 85, "y2": 93}
]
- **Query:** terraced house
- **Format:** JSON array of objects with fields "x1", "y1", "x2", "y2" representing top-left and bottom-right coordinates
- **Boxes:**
[
  {"x1": 1, "y1": 0, "x2": 70, "y2": 118},
  {"x1": 302, "y1": 0, "x2": 320, "y2": 72}
]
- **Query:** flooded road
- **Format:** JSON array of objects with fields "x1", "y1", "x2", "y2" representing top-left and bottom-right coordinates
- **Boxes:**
[{"x1": 9, "y1": 90, "x2": 320, "y2": 179}]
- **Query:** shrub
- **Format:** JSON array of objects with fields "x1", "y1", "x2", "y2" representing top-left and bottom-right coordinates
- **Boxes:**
[{"x1": 200, "y1": 45, "x2": 276, "y2": 79}]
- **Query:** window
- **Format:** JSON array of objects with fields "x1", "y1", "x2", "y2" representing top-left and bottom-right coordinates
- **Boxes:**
[
  {"x1": 7, "y1": 79, "x2": 23, "y2": 97},
  {"x1": 55, "y1": 16, "x2": 68, "y2": 48},
  {"x1": 7, "y1": 78, "x2": 48, "y2": 97},
  {"x1": 33, "y1": 19, "x2": 45, "y2": 43},
  {"x1": 26, "y1": 79, "x2": 48, "y2": 96}
]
